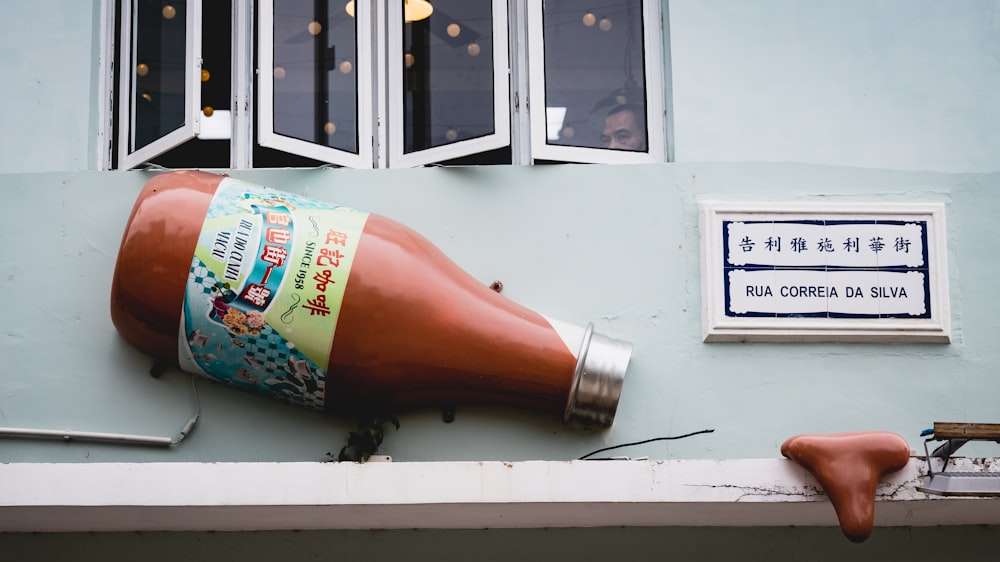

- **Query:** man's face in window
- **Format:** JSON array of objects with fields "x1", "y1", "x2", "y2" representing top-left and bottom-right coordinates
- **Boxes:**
[{"x1": 601, "y1": 108, "x2": 646, "y2": 151}]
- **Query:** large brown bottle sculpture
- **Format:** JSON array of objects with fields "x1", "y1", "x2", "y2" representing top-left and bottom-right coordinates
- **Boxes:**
[{"x1": 110, "y1": 171, "x2": 631, "y2": 426}]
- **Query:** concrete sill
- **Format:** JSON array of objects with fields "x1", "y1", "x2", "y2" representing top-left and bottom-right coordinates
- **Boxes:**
[{"x1": 1, "y1": 458, "x2": 998, "y2": 532}]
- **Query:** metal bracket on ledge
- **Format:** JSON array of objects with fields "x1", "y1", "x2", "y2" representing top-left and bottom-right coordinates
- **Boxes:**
[{"x1": 918, "y1": 422, "x2": 1000, "y2": 497}]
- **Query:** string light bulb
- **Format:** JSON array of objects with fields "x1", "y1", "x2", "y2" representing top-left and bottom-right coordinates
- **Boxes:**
[
  {"x1": 445, "y1": 127, "x2": 458, "y2": 142},
  {"x1": 346, "y1": 1, "x2": 433, "y2": 22},
  {"x1": 599, "y1": 17, "x2": 612, "y2": 31},
  {"x1": 162, "y1": 4, "x2": 176, "y2": 19},
  {"x1": 339, "y1": 60, "x2": 353, "y2": 74},
  {"x1": 446, "y1": 23, "x2": 461, "y2": 37},
  {"x1": 582, "y1": 12, "x2": 596, "y2": 27},
  {"x1": 467, "y1": 42, "x2": 480, "y2": 56},
  {"x1": 203, "y1": 106, "x2": 214, "y2": 117},
  {"x1": 404, "y1": 53, "x2": 415, "y2": 68},
  {"x1": 201, "y1": 69, "x2": 210, "y2": 82},
  {"x1": 404, "y1": 0, "x2": 434, "y2": 23},
  {"x1": 136, "y1": 63, "x2": 149, "y2": 77},
  {"x1": 273, "y1": 66, "x2": 286, "y2": 79},
  {"x1": 307, "y1": 21, "x2": 322, "y2": 35},
  {"x1": 324, "y1": 122, "x2": 337, "y2": 135}
]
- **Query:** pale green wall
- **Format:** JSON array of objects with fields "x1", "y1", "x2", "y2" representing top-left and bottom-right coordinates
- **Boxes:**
[
  {"x1": 0, "y1": 0, "x2": 101, "y2": 173},
  {"x1": 1, "y1": 163, "x2": 996, "y2": 463},
  {"x1": 670, "y1": 0, "x2": 1000, "y2": 173}
]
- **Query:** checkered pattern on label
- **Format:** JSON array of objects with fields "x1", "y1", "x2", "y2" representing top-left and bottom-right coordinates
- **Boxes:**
[
  {"x1": 185, "y1": 256, "x2": 327, "y2": 410},
  {"x1": 189, "y1": 259, "x2": 220, "y2": 296}
]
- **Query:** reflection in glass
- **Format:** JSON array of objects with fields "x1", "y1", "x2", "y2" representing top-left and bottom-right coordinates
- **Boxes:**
[
  {"x1": 133, "y1": 0, "x2": 187, "y2": 151},
  {"x1": 272, "y1": 0, "x2": 358, "y2": 154},
  {"x1": 542, "y1": 0, "x2": 647, "y2": 152},
  {"x1": 403, "y1": 0, "x2": 495, "y2": 153}
]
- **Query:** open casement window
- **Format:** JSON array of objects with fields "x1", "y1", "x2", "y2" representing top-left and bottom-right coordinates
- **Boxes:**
[
  {"x1": 118, "y1": 0, "x2": 203, "y2": 170},
  {"x1": 258, "y1": 0, "x2": 374, "y2": 168},
  {"x1": 527, "y1": 0, "x2": 665, "y2": 164},
  {"x1": 387, "y1": 0, "x2": 511, "y2": 168}
]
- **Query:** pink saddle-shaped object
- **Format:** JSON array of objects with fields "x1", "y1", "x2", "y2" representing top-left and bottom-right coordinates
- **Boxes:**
[{"x1": 781, "y1": 431, "x2": 910, "y2": 542}]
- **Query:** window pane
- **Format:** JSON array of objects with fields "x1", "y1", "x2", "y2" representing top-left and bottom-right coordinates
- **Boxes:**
[
  {"x1": 133, "y1": 0, "x2": 188, "y2": 151},
  {"x1": 272, "y1": 0, "x2": 358, "y2": 154},
  {"x1": 402, "y1": 0, "x2": 496, "y2": 153},
  {"x1": 148, "y1": 0, "x2": 230, "y2": 168},
  {"x1": 542, "y1": 0, "x2": 648, "y2": 152}
]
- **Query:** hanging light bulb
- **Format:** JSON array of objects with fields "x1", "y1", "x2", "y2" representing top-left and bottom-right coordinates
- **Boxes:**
[
  {"x1": 324, "y1": 121, "x2": 337, "y2": 135},
  {"x1": 339, "y1": 60, "x2": 353, "y2": 74},
  {"x1": 404, "y1": 53, "x2": 416, "y2": 68},
  {"x1": 446, "y1": 23, "x2": 461, "y2": 37},
  {"x1": 203, "y1": 106, "x2": 214, "y2": 117},
  {"x1": 136, "y1": 63, "x2": 149, "y2": 77},
  {"x1": 582, "y1": 12, "x2": 596, "y2": 27},
  {"x1": 346, "y1": 0, "x2": 434, "y2": 22},
  {"x1": 599, "y1": 17, "x2": 612, "y2": 31},
  {"x1": 273, "y1": 66, "x2": 286, "y2": 79},
  {"x1": 445, "y1": 127, "x2": 458, "y2": 142},
  {"x1": 162, "y1": 4, "x2": 176, "y2": 20},
  {"x1": 404, "y1": 0, "x2": 434, "y2": 23},
  {"x1": 201, "y1": 69, "x2": 211, "y2": 82},
  {"x1": 307, "y1": 21, "x2": 323, "y2": 35},
  {"x1": 466, "y1": 42, "x2": 480, "y2": 57}
]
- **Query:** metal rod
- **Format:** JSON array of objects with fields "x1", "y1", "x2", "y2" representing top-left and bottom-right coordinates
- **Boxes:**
[
  {"x1": 0, "y1": 427, "x2": 172, "y2": 447},
  {"x1": 0, "y1": 375, "x2": 202, "y2": 449}
]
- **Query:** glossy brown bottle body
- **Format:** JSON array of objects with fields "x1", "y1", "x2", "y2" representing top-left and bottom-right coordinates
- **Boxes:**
[{"x1": 111, "y1": 171, "x2": 579, "y2": 418}]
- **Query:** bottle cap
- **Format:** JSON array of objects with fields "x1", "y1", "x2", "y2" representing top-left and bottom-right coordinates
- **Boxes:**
[{"x1": 563, "y1": 323, "x2": 632, "y2": 427}]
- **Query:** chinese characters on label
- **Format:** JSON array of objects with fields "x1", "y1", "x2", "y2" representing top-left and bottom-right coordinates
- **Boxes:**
[
  {"x1": 302, "y1": 229, "x2": 351, "y2": 317},
  {"x1": 724, "y1": 220, "x2": 930, "y2": 318}
]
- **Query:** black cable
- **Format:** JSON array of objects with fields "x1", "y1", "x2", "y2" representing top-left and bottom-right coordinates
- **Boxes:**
[{"x1": 577, "y1": 429, "x2": 715, "y2": 460}]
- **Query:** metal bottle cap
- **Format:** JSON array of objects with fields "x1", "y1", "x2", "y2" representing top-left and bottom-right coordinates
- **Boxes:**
[{"x1": 563, "y1": 323, "x2": 632, "y2": 427}]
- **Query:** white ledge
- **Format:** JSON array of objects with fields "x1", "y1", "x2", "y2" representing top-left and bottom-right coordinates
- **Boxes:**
[{"x1": 1, "y1": 458, "x2": 998, "y2": 532}]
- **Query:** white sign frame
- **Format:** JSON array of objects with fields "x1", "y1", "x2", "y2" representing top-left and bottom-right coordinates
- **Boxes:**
[{"x1": 699, "y1": 201, "x2": 950, "y2": 343}]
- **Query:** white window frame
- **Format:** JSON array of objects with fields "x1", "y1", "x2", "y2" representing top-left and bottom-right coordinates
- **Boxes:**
[
  {"x1": 525, "y1": 0, "x2": 666, "y2": 165},
  {"x1": 386, "y1": 0, "x2": 511, "y2": 168},
  {"x1": 118, "y1": 0, "x2": 203, "y2": 170},
  {"x1": 231, "y1": 0, "x2": 254, "y2": 168},
  {"x1": 257, "y1": 0, "x2": 376, "y2": 168}
]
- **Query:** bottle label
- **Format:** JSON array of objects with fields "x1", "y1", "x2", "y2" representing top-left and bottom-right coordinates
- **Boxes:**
[{"x1": 179, "y1": 177, "x2": 368, "y2": 409}]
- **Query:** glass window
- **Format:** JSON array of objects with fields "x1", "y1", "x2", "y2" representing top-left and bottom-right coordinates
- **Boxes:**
[
  {"x1": 113, "y1": 0, "x2": 666, "y2": 169},
  {"x1": 119, "y1": 0, "x2": 203, "y2": 169},
  {"x1": 259, "y1": 0, "x2": 373, "y2": 167},
  {"x1": 389, "y1": 0, "x2": 510, "y2": 167},
  {"x1": 528, "y1": 0, "x2": 664, "y2": 164}
]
